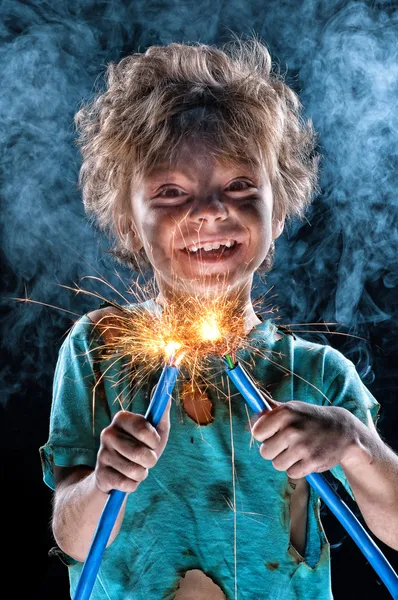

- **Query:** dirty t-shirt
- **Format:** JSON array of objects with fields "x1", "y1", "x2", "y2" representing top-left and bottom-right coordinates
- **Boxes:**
[{"x1": 40, "y1": 300, "x2": 381, "y2": 600}]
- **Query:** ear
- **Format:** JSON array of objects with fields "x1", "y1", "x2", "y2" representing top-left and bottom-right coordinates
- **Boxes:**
[
  {"x1": 272, "y1": 212, "x2": 285, "y2": 240},
  {"x1": 116, "y1": 215, "x2": 143, "y2": 252}
]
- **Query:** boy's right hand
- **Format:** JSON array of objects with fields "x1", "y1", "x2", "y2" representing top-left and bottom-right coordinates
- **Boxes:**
[{"x1": 95, "y1": 397, "x2": 171, "y2": 494}]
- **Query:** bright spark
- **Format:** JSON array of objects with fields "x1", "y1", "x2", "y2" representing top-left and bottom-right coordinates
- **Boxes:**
[
  {"x1": 164, "y1": 340, "x2": 182, "y2": 358},
  {"x1": 93, "y1": 293, "x2": 248, "y2": 383},
  {"x1": 198, "y1": 314, "x2": 222, "y2": 342}
]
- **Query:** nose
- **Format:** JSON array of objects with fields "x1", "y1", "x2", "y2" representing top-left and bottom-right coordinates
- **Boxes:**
[{"x1": 188, "y1": 194, "x2": 229, "y2": 225}]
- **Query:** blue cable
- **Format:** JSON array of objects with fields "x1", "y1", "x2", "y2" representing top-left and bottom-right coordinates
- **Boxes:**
[
  {"x1": 74, "y1": 362, "x2": 179, "y2": 600},
  {"x1": 225, "y1": 359, "x2": 398, "y2": 599}
]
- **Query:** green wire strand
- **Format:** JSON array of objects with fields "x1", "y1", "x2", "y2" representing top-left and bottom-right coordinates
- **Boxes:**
[{"x1": 224, "y1": 353, "x2": 235, "y2": 369}]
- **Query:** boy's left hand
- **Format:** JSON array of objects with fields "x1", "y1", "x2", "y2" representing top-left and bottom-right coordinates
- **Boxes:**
[{"x1": 251, "y1": 399, "x2": 359, "y2": 479}]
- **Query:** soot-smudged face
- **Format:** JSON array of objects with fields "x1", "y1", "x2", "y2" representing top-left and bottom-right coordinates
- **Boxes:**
[{"x1": 123, "y1": 143, "x2": 284, "y2": 299}]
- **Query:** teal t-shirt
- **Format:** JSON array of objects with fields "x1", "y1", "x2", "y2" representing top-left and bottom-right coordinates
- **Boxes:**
[{"x1": 40, "y1": 300, "x2": 381, "y2": 600}]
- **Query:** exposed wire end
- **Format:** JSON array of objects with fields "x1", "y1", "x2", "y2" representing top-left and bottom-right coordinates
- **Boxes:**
[{"x1": 224, "y1": 353, "x2": 236, "y2": 370}]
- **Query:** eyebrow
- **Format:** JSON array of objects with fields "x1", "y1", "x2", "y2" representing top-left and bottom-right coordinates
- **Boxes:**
[{"x1": 148, "y1": 162, "x2": 259, "y2": 181}]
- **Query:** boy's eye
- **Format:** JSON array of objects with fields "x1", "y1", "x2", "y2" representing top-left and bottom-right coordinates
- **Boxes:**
[
  {"x1": 227, "y1": 180, "x2": 252, "y2": 191},
  {"x1": 157, "y1": 188, "x2": 185, "y2": 198},
  {"x1": 157, "y1": 180, "x2": 253, "y2": 198}
]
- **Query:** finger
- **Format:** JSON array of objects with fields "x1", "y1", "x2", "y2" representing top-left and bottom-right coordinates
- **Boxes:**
[
  {"x1": 96, "y1": 465, "x2": 140, "y2": 494},
  {"x1": 286, "y1": 460, "x2": 311, "y2": 479},
  {"x1": 251, "y1": 406, "x2": 290, "y2": 442},
  {"x1": 259, "y1": 431, "x2": 290, "y2": 461},
  {"x1": 112, "y1": 411, "x2": 161, "y2": 450},
  {"x1": 259, "y1": 425, "x2": 302, "y2": 460},
  {"x1": 102, "y1": 448, "x2": 150, "y2": 482},
  {"x1": 247, "y1": 399, "x2": 289, "y2": 431},
  {"x1": 272, "y1": 444, "x2": 306, "y2": 473},
  {"x1": 104, "y1": 431, "x2": 158, "y2": 469},
  {"x1": 248, "y1": 407, "x2": 269, "y2": 430},
  {"x1": 248, "y1": 397, "x2": 280, "y2": 427}
]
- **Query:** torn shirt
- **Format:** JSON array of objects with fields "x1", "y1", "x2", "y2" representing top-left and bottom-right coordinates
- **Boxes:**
[{"x1": 40, "y1": 300, "x2": 381, "y2": 599}]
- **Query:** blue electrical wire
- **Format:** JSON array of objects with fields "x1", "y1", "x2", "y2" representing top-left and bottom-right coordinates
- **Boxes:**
[
  {"x1": 73, "y1": 361, "x2": 179, "y2": 600},
  {"x1": 224, "y1": 358, "x2": 398, "y2": 599}
]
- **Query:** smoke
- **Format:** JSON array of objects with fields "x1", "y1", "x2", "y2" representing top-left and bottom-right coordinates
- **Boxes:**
[
  {"x1": 261, "y1": 0, "x2": 398, "y2": 392},
  {"x1": 1, "y1": 1, "x2": 397, "y2": 415}
]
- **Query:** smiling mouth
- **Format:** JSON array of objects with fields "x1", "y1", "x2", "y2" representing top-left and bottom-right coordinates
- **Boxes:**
[{"x1": 180, "y1": 240, "x2": 242, "y2": 261}]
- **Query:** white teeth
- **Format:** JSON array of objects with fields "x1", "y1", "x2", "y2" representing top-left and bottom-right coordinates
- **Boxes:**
[{"x1": 186, "y1": 240, "x2": 237, "y2": 252}]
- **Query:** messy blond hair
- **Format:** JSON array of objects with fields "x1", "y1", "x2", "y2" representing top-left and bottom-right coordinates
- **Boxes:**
[{"x1": 74, "y1": 35, "x2": 320, "y2": 271}]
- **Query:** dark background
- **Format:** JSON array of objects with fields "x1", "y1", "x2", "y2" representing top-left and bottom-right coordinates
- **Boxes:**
[{"x1": 1, "y1": 1, "x2": 398, "y2": 598}]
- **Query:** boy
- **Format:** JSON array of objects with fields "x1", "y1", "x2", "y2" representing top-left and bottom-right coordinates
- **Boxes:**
[{"x1": 40, "y1": 38, "x2": 398, "y2": 599}]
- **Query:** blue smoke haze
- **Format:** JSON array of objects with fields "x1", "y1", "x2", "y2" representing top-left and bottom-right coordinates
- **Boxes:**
[
  {"x1": 1, "y1": 5, "x2": 397, "y2": 409},
  {"x1": 1, "y1": 1, "x2": 397, "y2": 413},
  {"x1": 1, "y1": 2, "x2": 397, "y2": 597}
]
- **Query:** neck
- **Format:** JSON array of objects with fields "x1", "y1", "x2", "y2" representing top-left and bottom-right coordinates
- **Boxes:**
[{"x1": 155, "y1": 279, "x2": 262, "y2": 335}]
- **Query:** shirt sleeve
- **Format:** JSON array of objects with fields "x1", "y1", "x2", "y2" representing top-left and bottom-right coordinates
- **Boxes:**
[
  {"x1": 321, "y1": 348, "x2": 382, "y2": 501},
  {"x1": 39, "y1": 316, "x2": 111, "y2": 491}
]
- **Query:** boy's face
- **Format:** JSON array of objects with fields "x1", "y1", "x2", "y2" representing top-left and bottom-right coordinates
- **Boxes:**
[{"x1": 123, "y1": 143, "x2": 284, "y2": 299}]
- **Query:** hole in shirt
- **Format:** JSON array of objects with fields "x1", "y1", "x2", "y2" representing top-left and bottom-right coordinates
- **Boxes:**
[
  {"x1": 287, "y1": 477, "x2": 309, "y2": 561},
  {"x1": 180, "y1": 381, "x2": 214, "y2": 425},
  {"x1": 173, "y1": 569, "x2": 226, "y2": 600}
]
